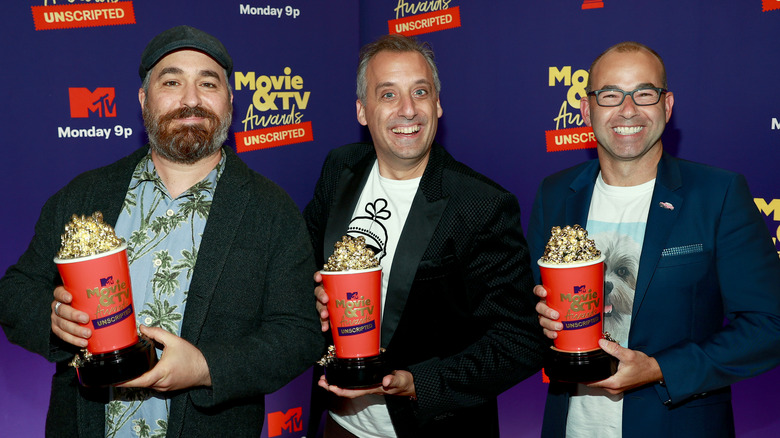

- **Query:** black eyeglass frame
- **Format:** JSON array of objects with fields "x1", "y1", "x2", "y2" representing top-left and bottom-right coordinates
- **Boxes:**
[{"x1": 586, "y1": 87, "x2": 668, "y2": 107}]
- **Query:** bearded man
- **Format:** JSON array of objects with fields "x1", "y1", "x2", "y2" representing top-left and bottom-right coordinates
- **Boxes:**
[{"x1": 0, "y1": 25, "x2": 323, "y2": 438}]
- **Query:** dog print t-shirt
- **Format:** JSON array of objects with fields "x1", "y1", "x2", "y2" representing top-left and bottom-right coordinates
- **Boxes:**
[
  {"x1": 565, "y1": 172, "x2": 654, "y2": 438},
  {"x1": 330, "y1": 160, "x2": 420, "y2": 438}
]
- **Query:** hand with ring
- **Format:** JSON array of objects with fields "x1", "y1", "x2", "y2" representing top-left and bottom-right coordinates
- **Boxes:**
[{"x1": 51, "y1": 286, "x2": 91, "y2": 348}]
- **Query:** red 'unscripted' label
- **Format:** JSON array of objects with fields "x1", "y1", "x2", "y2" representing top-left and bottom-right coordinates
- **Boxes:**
[
  {"x1": 545, "y1": 126, "x2": 597, "y2": 152},
  {"x1": 235, "y1": 121, "x2": 313, "y2": 153},
  {"x1": 389, "y1": 6, "x2": 462, "y2": 37},
  {"x1": 31, "y1": 2, "x2": 136, "y2": 31}
]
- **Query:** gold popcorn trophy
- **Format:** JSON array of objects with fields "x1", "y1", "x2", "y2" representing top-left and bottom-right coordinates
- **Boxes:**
[
  {"x1": 318, "y1": 236, "x2": 387, "y2": 388},
  {"x1": 538, "y1": 225, "x2": 617, "y2": 383},
  {"x1": 53, "y1": 212, "x2": 157, "y2": 387}
]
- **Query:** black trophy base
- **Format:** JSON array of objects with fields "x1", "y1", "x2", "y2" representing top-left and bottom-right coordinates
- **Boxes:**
[
  {"x1": 325, "y1": 353, "x2": 387, "y2": 389},
  {"x1": 75, "y1": 335, "x2": 158, "y2": 387},
  {"x1": 544, "y1": 346, "x2": 618, "y2": 383}
]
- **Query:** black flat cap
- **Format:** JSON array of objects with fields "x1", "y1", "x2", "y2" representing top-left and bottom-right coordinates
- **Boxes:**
[{"x1": 138, "y1": 25, "x2": 233, "y2": 79}]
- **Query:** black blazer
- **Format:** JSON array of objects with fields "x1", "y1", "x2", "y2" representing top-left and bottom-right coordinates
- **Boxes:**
[
  {"x1": 304, "y1": 142, "x2": 545, "y2": 437},
  {"x1": 0, "y1": 146, "x2": 324, "y2": 438}
]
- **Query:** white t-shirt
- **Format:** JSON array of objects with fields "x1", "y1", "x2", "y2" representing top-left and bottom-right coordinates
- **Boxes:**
[
  {"x1": 330, "y1": 160, "x2": 420, "y2": 438},
  {"x1": 565, "y1": 172, "x2": 653, "y2": 438}
]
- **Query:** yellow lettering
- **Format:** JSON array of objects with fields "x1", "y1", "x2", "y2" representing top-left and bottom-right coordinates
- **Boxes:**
[{"x1": 755, "y1": 198, "x2": 780, "y2": 221}]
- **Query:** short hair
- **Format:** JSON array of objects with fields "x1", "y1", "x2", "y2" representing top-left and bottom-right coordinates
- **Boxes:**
[
  {"x1": 356, "y1": 34, "x2": 441, "y2": 103},
  {"x1": 586, "y1": 41, "x2": 667, "y2": 92}
]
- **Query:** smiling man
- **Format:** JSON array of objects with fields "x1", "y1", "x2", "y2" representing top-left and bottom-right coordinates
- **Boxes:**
[
  {"x1": 0, "y1": 25, "x2": 322, "y2": 437},
  {"x1": 529, "y1": 41, "x2": 780, "y2": 438},
  {"x1": 304, "y1": 34, "x2": 545, "y2": 437}
]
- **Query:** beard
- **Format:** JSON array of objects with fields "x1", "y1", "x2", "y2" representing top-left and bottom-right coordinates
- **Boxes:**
[{"x1": 143, "y1": 102, "x2": 232, "y2": 165}]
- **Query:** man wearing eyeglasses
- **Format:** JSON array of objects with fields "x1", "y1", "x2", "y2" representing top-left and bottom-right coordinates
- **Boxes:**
[{"x1": 529, "y1": 41, "x2": 780, "y2": 437}]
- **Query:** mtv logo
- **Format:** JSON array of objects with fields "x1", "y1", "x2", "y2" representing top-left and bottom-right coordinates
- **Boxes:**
[
  {"x1": 267, "y1": 407, "x2": 303, "y2": 437},
  {"x1": 69, "y1": 87, "x2": 117, "y2": 118},
  {"x1": 573, "y1": 285, "x2": 586, "y2": 294},
  {"x1": 346, "y1": 291, "x2": 358, "y2": 300},
  {"x1": 100, "y1": 276, "x2": 115, "y2": 287}
]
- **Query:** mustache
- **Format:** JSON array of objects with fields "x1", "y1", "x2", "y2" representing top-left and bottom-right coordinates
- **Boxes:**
[{"x1": 158, "y1": 106, "x2": 219, "y2": 125}]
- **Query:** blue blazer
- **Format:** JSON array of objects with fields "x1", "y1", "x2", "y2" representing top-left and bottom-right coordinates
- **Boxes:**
[{"x1": 527, "y1": 152, "x2": 780, "y2": 437}]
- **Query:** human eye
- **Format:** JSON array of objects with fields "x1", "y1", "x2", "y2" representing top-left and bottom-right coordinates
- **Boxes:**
[
  {"x1": 633, "y1": 88, "x2": 659, "y2": 104},
  {"x1": 634, "y1": 88, "x2": 655, "y2": 98},
  {"x1": 597, "y1": 89, "x2": 622, "y2": 104},
  {"x1": 599, "y1": 89, "x2": 621, "y2": 100},
  {"x1": 381, "y1": 91, "x2": 396, "y2": 99},
  {"x1": 413, "y1": 88, "x2": 428, "y2": 97}
]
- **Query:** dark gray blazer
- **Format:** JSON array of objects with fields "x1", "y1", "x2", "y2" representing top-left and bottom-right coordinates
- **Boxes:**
[
  {"x1": 0, "y1": 146, "x2": 324, "y2": 437},
  {"x1": 304, "y1": 142, "x2": 545, "y2": 437}
]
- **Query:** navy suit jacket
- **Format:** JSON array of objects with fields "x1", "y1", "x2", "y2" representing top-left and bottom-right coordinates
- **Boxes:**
[
  {"x1": 527, "y1": 151, "x2": 780, "y2": 437},
  {"x1": 304, "y1": 142, "x2": 545, "y2": 437}
]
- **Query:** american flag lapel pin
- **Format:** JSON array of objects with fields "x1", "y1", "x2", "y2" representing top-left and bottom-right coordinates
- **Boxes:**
[{"x1": 659, "y1": 202, "x2": 674, "y2": 211}]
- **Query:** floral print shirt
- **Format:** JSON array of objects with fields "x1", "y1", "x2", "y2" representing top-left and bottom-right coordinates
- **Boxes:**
[{"x1": 105, "y1": 150, "x2": 225, "y2": 438}]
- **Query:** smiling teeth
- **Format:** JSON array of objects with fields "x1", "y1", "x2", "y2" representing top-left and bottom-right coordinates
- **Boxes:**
[
  {"x1": 613, "y1": 126, "x2": 642, "y2": 135},
  {"x1": 392, "y1": 126, "x2": 419, "y2": 134}
]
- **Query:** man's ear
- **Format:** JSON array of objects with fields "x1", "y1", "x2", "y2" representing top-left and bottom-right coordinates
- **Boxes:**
[
  {"x1": 580, "y1": 96, "x2": 592, "y2": 127},
  {"x1": 356, "y1": 99, "x2": 368, "y2": 126}
]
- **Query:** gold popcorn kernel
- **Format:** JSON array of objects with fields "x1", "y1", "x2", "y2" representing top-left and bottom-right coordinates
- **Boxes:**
[
  {"x1": 57, "y1": 212, "x2": 123, "y2": 259},
  {"x1": 323, "y1": 235, "x2": 379, "y2": 272},
  {"x1": 541, "y1": 224, "x2": 601, "y2": 264}
]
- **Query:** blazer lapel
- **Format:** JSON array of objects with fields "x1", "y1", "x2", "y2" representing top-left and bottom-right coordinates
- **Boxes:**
[
  {"x1": 565, "y1": 160, "x2": 600, "y2": 227},
  {"x1": 323, "y1": 155, "x2": 375, "y2": 261},
  {"x1": 381, "y1": 144, "x2": 449, "y2": 345},
  {"x1": 632, "y1": 153, "x2": 682, "y2": 321},
  {"x1": 179, "y1": 149, "x2": 248, "y2": 343},
  {"x1": 381, "y1": 190, "x2": 447, "y2": 345}
]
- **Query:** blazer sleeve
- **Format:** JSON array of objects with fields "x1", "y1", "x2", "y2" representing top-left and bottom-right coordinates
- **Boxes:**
[
  {"x1": 0, "y1": 188, "x2": 77, "y2": 361},
  {"x1": 652, "y1": 173, "x2": 780, "y2": 404},
  {"x1": 1, "y1": 147, "x2": 144, "y2": 365},
  {"x1": 302, "y1": 149, "x2": 336, "y2": 267},
  {"x1": 527, "y1": 183, "x2": 548, "y2": 285}
]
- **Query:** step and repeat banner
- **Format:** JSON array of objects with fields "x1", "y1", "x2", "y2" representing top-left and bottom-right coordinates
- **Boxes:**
[{"x1": 1, "y1": 1, "x2": 778, "y2": 437}]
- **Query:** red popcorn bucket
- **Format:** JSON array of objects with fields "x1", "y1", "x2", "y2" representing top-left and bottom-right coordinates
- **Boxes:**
[
  {"x1": 320, "y1": 266, "x2": 386, "y2": 388},
  {"x1": 539, "y1": 255, "x2": 605, "y2": 352},
  {"x1": 538, "y1": 255, "x2": 617, "y2": 382},
  {"x1": 54, "y1": 243, "x2": 156, "y2": 386}
]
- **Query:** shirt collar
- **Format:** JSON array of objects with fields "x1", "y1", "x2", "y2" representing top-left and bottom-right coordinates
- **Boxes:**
[{"x1": 128, "y1": 148, "x2": 226, "y2": 198}]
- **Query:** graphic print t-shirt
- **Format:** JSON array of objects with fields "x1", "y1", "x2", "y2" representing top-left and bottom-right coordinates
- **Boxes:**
[
  {"x1": 565, "y1": 173, "x2": 653, "y2": 438},
  {"x1": 330, "y1": 160, "x2": 420, "y2": 438}
]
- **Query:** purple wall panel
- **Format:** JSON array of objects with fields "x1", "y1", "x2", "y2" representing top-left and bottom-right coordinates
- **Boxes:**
[{"x1": 2, "y1": 1, "x2": 778, "y2": 437}]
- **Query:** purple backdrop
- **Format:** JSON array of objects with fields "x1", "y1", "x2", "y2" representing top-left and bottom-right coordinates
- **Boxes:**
[{"x1": 2, "y1": 1, "x2": 778, "y2": 437}]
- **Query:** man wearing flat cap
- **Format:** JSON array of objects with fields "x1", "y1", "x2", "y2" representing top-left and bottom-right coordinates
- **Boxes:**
[{"x1": 0, "y1": 25, "x2": 323, "y2": 437}]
